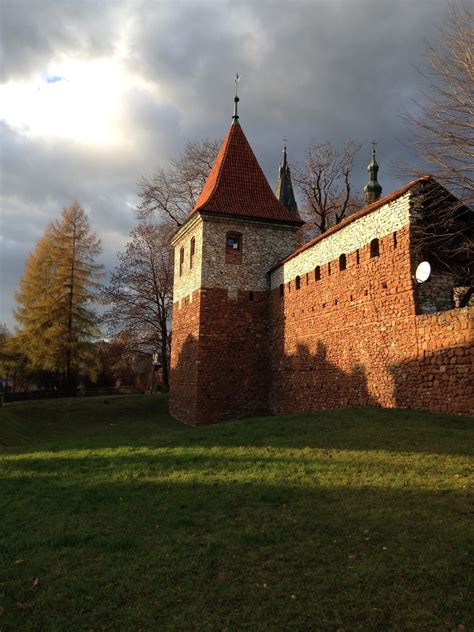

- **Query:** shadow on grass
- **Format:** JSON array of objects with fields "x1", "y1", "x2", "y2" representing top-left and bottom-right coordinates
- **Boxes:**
[{"x1": 0, "y1": 465, "x2": 472, "y2": 631}]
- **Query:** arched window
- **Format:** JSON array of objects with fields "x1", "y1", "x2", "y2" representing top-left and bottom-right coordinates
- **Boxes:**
[
  {"x1": 339, "y1": 253, "x2": 347, "y2": 271},
  {"x1": 315, "y1": 266, "x2": 321, "y2": 281},
  {"x1": 225, "y1": 232, "x2": 242, "y2": 264},
  {"x1": 295, "y1": 275, "x2": 301, "y2": 290},
  {"x1": 279, "y1": 283, "x2": 284, "y2": 297},
  {"x1": 179, "y1": 247, "x2": 184, "y2": 277},
  {"x1": 190, "y1": 237, "x2": 195, "y2": 269},
  {"x1": 370, "y1": 238, "x2": 380, "y2": 258}
]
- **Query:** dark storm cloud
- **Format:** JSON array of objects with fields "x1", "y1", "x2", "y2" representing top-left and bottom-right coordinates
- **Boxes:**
[
  {"x1": 0, "y1": 0, "x2": 123, "y2": 81},
  {"x1": 0, "y1": 0, "x2": 452, "y2": 327}
]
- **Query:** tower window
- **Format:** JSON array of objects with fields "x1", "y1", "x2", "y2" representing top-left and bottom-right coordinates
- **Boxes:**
[
  {"x1": 393, "y1": 232, "x2": 398, "y2": 249},
  {"x1": 248, "y1": 291, "x2": 254, "y2": 302},
  {"x1": 315, "y1": 266, "x2": 321, "y2": 281},
  {"x1": 279, "y1": 283, "x2": 284, "y2": 297},
  {"x1": 225, "y1": 232, "x2": 242, "y2": 264},
  {"x1": 339, "y1": 253, "x2": 347, "y2": 271},
  {"x1": 356, "y1": 249, "x2": 360, "y2": 264},
  {"x1": 190, "y1": 237, "x2": 195, "y2": 269},
  {"x1": 370, "y1": 238, "x2": 380, "y2": 258},
  {"x1": 328, "y1": 262, "x2": 331, "y2": 275},
  {"x1": 179, "y1": 246, "x2": 184, "y2": 277},
  {"x1": 295, "y1": 275, "x2": 301, "y2": 290},
  {"x1": 226, "y1": 233, "x2": 241, "y2": 249}
]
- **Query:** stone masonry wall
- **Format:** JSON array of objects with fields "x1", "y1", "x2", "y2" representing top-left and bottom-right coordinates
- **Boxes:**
[
  {"x1": 194, "y1": 287, "x2": 271, "y2": 425},
  {"x1": 170, "y1": 214, "x2": 299, "y2": 425},
  {"x1": 271, "y1": 190, "x2": 413, "y2": 288},
  {"x1": 169, "y1": 289, "x2": 202, "y2": 424},
  {"x1": 202, "y1": 215, "x2": 298, "y2": 292},
  {"x1": 270, "y1": 224, "x2": 473, "y2": 416},
  {"x1": 172, "y1": 215, "x2": 204, "y2": 304}
]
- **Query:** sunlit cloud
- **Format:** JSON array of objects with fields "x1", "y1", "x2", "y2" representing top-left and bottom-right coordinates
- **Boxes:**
[{"x1": 0, "y1": 56, "x2": 157, "y2": 146}]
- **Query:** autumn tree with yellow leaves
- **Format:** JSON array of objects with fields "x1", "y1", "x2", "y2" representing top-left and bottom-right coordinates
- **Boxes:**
[{"x1": 14, "y1": 202, "x2": 103, "y2": 387}]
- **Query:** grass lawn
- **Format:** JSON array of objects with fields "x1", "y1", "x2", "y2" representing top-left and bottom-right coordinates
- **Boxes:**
[{"x1": 0, "y1": 396, "x2": 472, "y2": 631}]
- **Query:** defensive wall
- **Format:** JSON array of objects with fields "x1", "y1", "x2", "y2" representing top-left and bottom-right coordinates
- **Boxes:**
[{"x1": 270, "y1": 187, "x2": 473, "y2": 417}]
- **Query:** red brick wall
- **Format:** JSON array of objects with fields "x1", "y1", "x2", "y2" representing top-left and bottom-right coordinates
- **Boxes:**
[
  {"x1": 170, "y1": 288, "x2": 271, "y2": 425},
  {"x1": 270, "y1": 227, "x2": 473, "y2": 416},
  {"x1": 169, "y1": 292, "x2": 202, "y2": 424}
]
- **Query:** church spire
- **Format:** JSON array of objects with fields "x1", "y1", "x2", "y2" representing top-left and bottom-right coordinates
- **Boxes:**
[
  {"x1": 364, "y1": 141, "x2": 383, "y2": 204},
  {"x1": 275, "y1": 142, "x2": 298, "y2": 214}
]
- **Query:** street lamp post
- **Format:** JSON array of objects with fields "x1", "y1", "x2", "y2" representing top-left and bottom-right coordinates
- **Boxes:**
[{"x1": 151, "y1": 352, "x2": 162, "y2": 394}]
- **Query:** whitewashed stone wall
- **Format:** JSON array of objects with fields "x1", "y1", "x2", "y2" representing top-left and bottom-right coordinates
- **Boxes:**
[
  {"x1": 271, "y1": 191, "x2": 413, "y2": 289},
  {"x1": 201, "y1": 216, "x2": 298, "y2": 292},
  {"x1": 172, "y1": 215, "x2": 204, "y2": 303}
]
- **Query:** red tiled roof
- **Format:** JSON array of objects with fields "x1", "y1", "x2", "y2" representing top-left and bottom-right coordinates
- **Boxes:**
[
  {"x1": 271, "y1": 176, "x2": 432, "y2": 271},
  {"x1": 190, "y1": 122, "x2": 303, "y2": 225}
]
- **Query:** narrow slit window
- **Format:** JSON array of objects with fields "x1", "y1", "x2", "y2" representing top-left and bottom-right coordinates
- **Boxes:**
[
  {"x1": 249, "y1": 291, "x2": 254, "y2": 302},
  {"x1": 179, "y1": 247, "x2": 184, "y2": 277},
  {"x1": 370, "y1": 238, "x2": 380, "y2": 258},
  {"x1": 315, "y1": 266, "x2": 321, "y2": 281},
  {"x1": 328, "y1": 262, "x2": 331, "y2": 275},
  {"x1": 296, "y1": 275, "x2": 301, "y2": 290},
  {"x1": 393, "y1": 232, "x2": 398, "y2": 249},
  {"x1": 279, "y1": 283, "x2": 284, "y2": 297},
  {"x1": 339, "y1": 253, "x2": 347, "y2": 271},
  {"x1": 190, "y1": 237, "x2": 195, "y2": 269},
  {"x1": 356, "y1": 249, "x2": 360, "y2": 264}
]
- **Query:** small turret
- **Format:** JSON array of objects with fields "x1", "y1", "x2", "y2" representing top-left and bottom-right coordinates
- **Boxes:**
[
  {"x1": 275, "y1": 144, "x2": 298, "y2": 214},
  {"x1": 364, "y1": 141, "x2": 383, "y2": 204}
]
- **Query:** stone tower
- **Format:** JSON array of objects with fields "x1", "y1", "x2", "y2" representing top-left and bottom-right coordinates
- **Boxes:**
[
  {"x1": 364, "y1": 142, "x2": 383, "y2": 204},
  {"x1": 170, "y1": 96, "x2": 303, "y2": 425}
]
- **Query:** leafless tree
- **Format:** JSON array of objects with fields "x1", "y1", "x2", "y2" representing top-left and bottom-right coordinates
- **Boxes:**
[
  {"x1": 137, "y1": 138, "x2": 221, "y2": 226},
  {"x1": 406, "y1": 4, "x2": 473, "y2": 300},
  {"x1": 294, "y1": 141, "x2": 362, "y2": 237},
  {"x1": 102, "y1": 222, "x2": 174, "y2": 387}
]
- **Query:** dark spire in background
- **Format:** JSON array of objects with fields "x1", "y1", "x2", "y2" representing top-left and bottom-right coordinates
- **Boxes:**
[
  {"x1": 232, "y1": 73, "x2": 240, "y2": 124},
  {"x1": 275, "y1": 142, "x2": 298, "y2": 214},
  {"x1": 364, "y1": 141, "x2": 383, "y2": 204}
]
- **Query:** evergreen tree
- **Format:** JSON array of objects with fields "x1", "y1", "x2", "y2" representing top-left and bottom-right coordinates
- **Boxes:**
[{"x1": 14, "y1": 202, "x2": 103, "y2": 385}]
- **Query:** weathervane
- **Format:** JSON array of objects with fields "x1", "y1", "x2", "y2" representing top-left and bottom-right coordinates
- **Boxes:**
[{"x1": 233, "y1": 73, "x2": 240, "y2": 122}]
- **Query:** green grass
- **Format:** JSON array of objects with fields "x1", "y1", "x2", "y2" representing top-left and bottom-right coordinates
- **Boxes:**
[{"x1": 0, "y1": 396, "x2": 472, "y2": 631}]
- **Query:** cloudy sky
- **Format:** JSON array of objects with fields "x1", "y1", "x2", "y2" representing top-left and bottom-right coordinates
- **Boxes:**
[{"x1": 0, "y1": 0, "x2": 451, "y2": 328}]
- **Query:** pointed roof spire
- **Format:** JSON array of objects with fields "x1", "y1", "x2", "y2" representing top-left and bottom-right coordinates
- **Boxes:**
[
  {"x1": 232, "y1": 73, "x2": 240, "y2": 124},
  {"x1": 190, "y1": 122, "x2": 302, "y2": 225},
  {"x1": 364, "y1": 140, "x2": 383, "y2": 204},
  {"x1": 275, "y1": 141, "x2": 298, "y2": 214}
]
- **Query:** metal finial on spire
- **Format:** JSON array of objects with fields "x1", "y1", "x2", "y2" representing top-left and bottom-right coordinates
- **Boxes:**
[
  {"x1": 282, "y1": 137, "x2": 288, "y2": 168},
  {"x1": 232, "y1": 73, "x2": 240, "y2": 123}
]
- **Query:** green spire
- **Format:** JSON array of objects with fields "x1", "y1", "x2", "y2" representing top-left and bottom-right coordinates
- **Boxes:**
[
  {"x1": 275, "y1": 142, "x2": 298, "y2": 214},
  {"x1": 364, "y1": 141, "x2": 382, "y2": 204}
]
